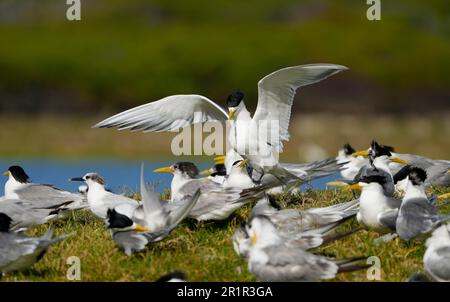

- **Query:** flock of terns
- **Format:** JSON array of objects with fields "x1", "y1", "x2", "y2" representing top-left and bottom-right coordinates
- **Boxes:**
[{"x1": 1, "y1": 64, "x2": 449, "y2": 282}]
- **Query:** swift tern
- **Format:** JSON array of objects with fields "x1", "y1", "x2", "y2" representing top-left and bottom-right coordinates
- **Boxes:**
[
  {"x1": 94, "y1": 64, "x2": 347, "y2": 181},
  {"x1": 154, "y1": 161, "x2": 270, "y2": 221},
  {"x1": 395, "y1": 166, "x2": 450, "y2": 240},
  {"x1": 69, "y1": 172, "x2": 139, "y2": 219},
  {"x1": 423, "y1": 223, "x2": 450, "y2": 281},
  {"x1": 245, "y1": 215, "x2": 368, "y2": 281},
  {"x1": 106, "y1": 192, "x2": 200, "y2": 256},
  {"x1": 336, "y1": 143, "x2": 368, "y2": 181},
  {"x1": 3, "y1": 165, "x2": 86, "y2": 211},
  {"x1": 0, "y1": 213, "x2": 72, "y2": 273},
  {"x1": 352, "y1": 172, "x2": 400, "y2": 233},
  {"x1": 105, "y1": 164, "x2": 201, "y2": 256}
]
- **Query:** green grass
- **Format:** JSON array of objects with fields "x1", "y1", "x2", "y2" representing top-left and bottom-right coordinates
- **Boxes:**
[{"x1": 2, "y1": 186, "x2": 449, "y2": 282}]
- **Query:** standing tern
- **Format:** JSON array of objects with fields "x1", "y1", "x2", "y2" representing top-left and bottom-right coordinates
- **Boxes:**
[
  {"x1": 0, "y1": 213, "x2": 72, "y2": 274},
  {"x1": 336, "y1": 143, "x2": 369, "y2": 181},
  {"x1": 395, "y1": 166, "x2": 450, "y2": 240},
  {"x1": 93, "y1": 64, "x2": 347, "y2": 181},
  {"x1": 3, "y1": 165, "x2": 86, "y2": 211},
  {"x1": 244, "y1": 215, "x2": 368, "y2": 281},
  {"x1": 351, "y1": 172, "x2": 400, "y2": 233},
  {"x1": 69, "y1": 173, "x2": 139, "y2": 219},
  {"x1": 154, "y1": 161, "x2": 270, "y2": 221},
  {"x1": 423, "y1": 224, "x2": 450, "y2": 281}
]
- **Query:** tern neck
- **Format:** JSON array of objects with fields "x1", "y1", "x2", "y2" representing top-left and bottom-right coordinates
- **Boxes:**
[
  {"x1": 403, "y1": 181, "x2": 427, "y2": 201},
  {"x1": 4, "y1": 175, "x2": 27, "y2": 197},
  {"x1": 86, "y1": 181, "x2": 108, "y2": 204},
  {"x1": 170, "y1": 173, "x2": 193, "y2": 201},
  {"x1": 225, "y1": 167, "x2": 254, "y2": 189},
  {"x1": 372, "y1": 157, "x2": 391, "y2": 175},
  {"x1": 235, "y1": 102, "x2": 251, "y2": 121}
]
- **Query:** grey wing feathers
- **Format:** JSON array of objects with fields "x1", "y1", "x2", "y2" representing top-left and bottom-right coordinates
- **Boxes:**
[
  {"x1": 93, "y1": 95, "x2": 227, "y2": 132},
  {"x1": 15, "y1": 184, "x2": 84, "y2": 209},
  {"x1": 281, "y1": 158, "x2": 344, "y2": 181},
  {"x1": 140, "y1": 163, "x2": 164, "y2": 215},
  {"x1": 397, "y1": 199, "x2": 441, "y2": 240},
  {"x1": 252, "y1": 245, "x2": 338, "y2": 281},
  {"x1": 167, "y1": 189, "x2": 201, "y2": 226},
  {"x1": 378, "y1": 209, "x2": 399, "y2": 230},
  {"x1": 0, "y1": 233, "x2": 40, "y2": 267},
  {"x1": 426, "y1": 246, "x2": 450, "y2": 281}
]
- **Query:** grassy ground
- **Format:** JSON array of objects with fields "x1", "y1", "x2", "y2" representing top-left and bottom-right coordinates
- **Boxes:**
[{"x1": 2, "y1": 186, "x2": 449, "y2": 282}]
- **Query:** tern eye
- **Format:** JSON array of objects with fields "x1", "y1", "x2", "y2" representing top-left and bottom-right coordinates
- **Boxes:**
[{"x1": 86, "y1": 176, "x2": 90, "y2": 179}]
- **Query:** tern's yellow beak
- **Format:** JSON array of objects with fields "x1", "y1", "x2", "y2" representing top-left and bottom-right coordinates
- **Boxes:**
[
  {"x1": 2, "y1": 171, "x2": 9, "y2": 177},
  {"x1": 214, "y1": 155, "x2": 225, "y2": 162},
  {"x1": 390, "y1": 157, "x2": 410, "y2": 165},
  {"x1": 239, "y1": 159, "x2": 249, "y2": 169},
  {"x1": 326, "y1": 181, "x2": 349, "y2": 188},
  {"x1": 214, "y1": 155, "x2": 225, "y2": 165},
  {"x1": 228, "y1": 108, "x2": 237, "y2": 120},
  {"x1": 153, "y1": 166, "x2": 175, "y2": 173},
  {"x1": 133, "y1": 225, "x2": 150, "y2": 232},
  {"x1": 251, "y1": 232, "x2": 257, "y2": 246},
  {"x1": 437, "y1": 193, "x2": 450, "y2": 200},
  {"x1": 343, "y1": 183, "x2": 363, "y2": 191},
  {"x1": 351, "y1": 150, "x2": 370, "y2": 158},
  {"x1": 199, "y1": 169, "x2": 212, "y2": 175}
]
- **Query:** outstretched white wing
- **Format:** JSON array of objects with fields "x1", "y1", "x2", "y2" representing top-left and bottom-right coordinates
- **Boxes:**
[
  {"x1": 94, "y1": 94, "x2": 228, "y2": 132},
  {"x1": 252, "y1": 64, "x2": 348, "y2": 151}
]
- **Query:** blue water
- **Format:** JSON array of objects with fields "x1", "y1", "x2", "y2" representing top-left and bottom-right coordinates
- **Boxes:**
[{"x1": 0, "y1": 159, "x2": 336, "y2": 196}]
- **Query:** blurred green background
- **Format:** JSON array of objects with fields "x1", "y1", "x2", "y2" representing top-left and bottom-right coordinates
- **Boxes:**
[{"x1": 0, "y1": 0, "x2": 449, "y2": 159}]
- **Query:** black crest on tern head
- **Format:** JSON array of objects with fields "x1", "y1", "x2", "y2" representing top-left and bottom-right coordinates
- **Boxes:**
[
  {"x1": 370, "y1": 141, "x2": 392, "y2": 158},
  {"x1": 358, "y1": 174, "x2": 389, "y2": 186},
  {"x1": 173, "y1": 162, "x2": 199, "y2": 178},
  {"x1": 8, "y1": 165, "x2": 30, "y2": 183},
  {"x1": 0, "y1": 213, "x2": 12, "y2": 232},
  {"x1": 408, "y1": 167, "x2": 427, "y2": 185},
  {"x1": 86, "y1": 173, "x2": 105, "y2": 185},
  {"x1": 211, "y1": 164, "x2": 227, "y2": 177},
  {"x1": 226, "y1": 90, "x2": 244, "y2": 108},
  {"x1": 106, "y1": 209, "x2": 133, "y2": 229},
  {"x1": 393, "y1": 165, "x2": 412, "y2": 184},
  {"x1": 393, "y1": 165, "x2": 426, "y2": 185},
  {"x1": 343, "y1": 143, "x2": 356, "y2": 156}
]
